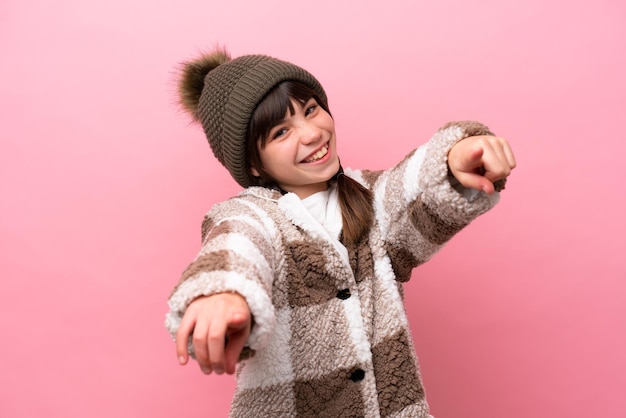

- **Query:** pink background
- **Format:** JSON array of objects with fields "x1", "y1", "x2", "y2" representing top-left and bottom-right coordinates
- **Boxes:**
[{"x1": 2, "y1": 0, "x2": 625, "y2": 417}]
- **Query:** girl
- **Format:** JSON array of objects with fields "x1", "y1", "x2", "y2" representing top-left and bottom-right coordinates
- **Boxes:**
[{"x1": 165, "y1": 48, "x2": 516, "y2": 417}]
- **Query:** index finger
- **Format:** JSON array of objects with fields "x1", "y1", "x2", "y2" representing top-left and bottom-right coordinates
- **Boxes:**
[{"x1": 207, "y1": 317, "x2": 229, "y2": 374}]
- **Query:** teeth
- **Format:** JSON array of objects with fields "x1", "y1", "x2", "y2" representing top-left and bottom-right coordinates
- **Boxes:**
[{"x1": 304, "y1": 146, "x2": 328, "y2": 163}]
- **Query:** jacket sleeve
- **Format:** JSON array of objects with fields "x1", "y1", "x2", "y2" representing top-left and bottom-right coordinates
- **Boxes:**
[
  {"x1": 164, "y1": 195, "x2": 277, "y2": 357},
  {"x1": 368, "y1": 121, "x2": 502, "y2": 281}
]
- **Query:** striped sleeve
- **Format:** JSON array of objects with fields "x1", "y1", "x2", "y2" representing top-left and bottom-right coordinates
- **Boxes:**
[
  {"x1": 164, "y1": 196, "x2": 278, "y2": 353},
  {"x1": 362, "y1": 121, "x2": 500, "y2": 280}
]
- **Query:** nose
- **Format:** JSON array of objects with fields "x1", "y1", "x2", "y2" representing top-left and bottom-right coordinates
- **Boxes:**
[{"x1": 298, "y1": 120, "x2": 322, "y2": 145}]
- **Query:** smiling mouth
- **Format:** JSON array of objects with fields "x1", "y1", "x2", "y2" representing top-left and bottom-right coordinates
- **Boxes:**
[{"x1": 303, "y1": 144, "x2": 329, "y2": 163}]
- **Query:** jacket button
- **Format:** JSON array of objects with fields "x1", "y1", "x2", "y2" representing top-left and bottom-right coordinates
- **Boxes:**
[
  {"x1": 349, "y1": 369, "x2": 365, "y2": 382},
  {"x1": 336, "y1": 288, "x2": 351, "y2": 300}
]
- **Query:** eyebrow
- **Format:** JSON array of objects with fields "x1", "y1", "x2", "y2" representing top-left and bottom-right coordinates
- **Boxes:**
[{"x1": 275, "y1": 98, "x2": 311, "y2": 126}]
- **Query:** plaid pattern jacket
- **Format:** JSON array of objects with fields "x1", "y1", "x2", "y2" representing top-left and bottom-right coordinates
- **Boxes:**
[{"x1": 166, "y1": 121, "x2": 501, "y2": 417}]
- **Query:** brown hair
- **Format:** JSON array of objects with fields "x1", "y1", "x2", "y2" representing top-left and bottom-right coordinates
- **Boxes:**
[{"x1": 246, "y1": 81, "x2": 374, "y2": 245}]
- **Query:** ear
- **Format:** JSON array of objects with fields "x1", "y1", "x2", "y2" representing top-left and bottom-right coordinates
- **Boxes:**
[{"x1": 250, "y1": 166, "x2": 260, "y2": 177}]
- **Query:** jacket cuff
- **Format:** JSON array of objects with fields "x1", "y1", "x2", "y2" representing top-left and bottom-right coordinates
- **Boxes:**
[{"x1": 418, "y1": 121, "x2": 500, "y2": 221}]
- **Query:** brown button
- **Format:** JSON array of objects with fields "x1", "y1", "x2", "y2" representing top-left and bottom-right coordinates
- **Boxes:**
[{"x1": 336, "y1": 288, "x2": 351, "y2": 300}]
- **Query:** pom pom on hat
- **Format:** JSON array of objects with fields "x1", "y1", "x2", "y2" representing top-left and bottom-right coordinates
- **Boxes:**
[
  {"x1": 175, "y1": 47, "x2": 327, "y2": 188},
  {"x1": 177, "y1": 48, "x2": 232, "y2": 122}
]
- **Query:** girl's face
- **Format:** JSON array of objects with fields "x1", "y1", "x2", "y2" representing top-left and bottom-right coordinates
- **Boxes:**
[{"x1": 250, "y1": 98, "x2": 339, "y2": 199}]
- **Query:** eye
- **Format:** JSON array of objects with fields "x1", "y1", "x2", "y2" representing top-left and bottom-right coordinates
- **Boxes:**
[
  {"x1": 304, "y1": 103, "x2": 318, "y2": 116},
  {"x1": 272, "y1": 127, "x2": 288, "y2": 140}
]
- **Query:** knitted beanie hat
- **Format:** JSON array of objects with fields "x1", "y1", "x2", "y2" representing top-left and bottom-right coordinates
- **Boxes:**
[{"x1": 177, "y1": 48, "x2": 328, "y2": 188}]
